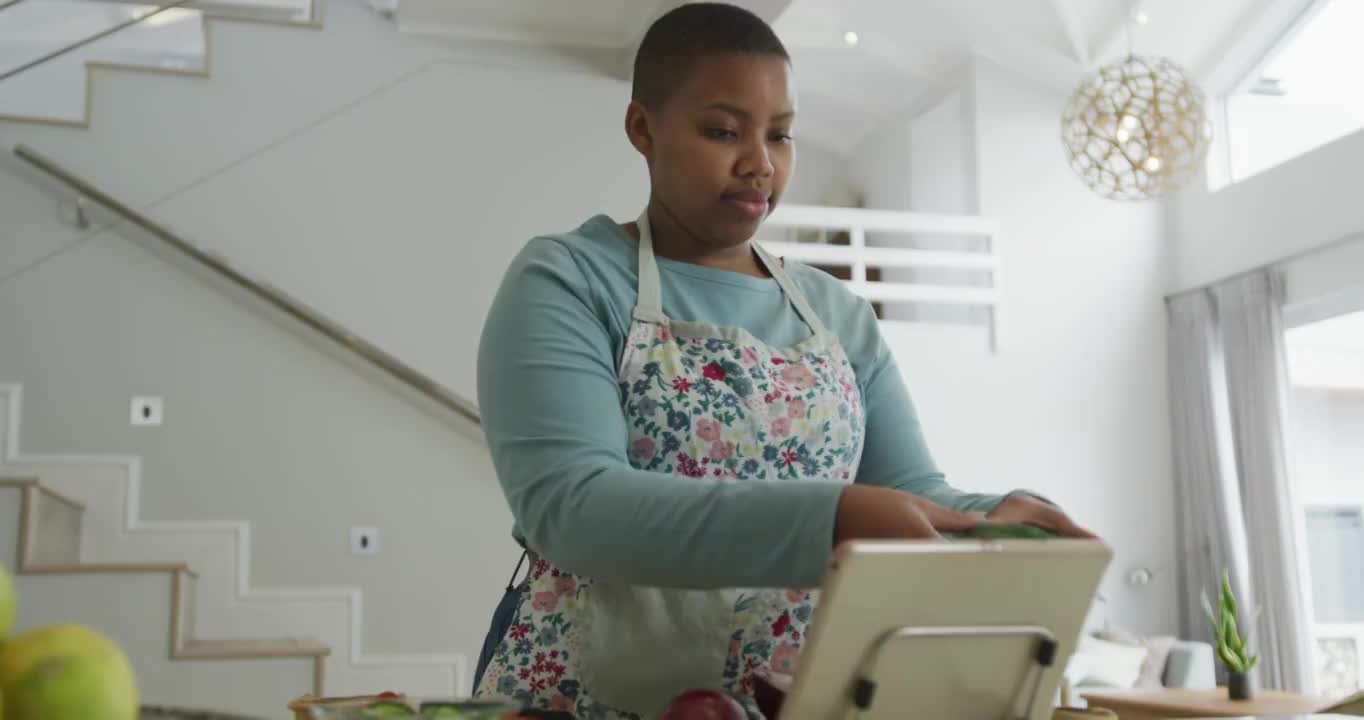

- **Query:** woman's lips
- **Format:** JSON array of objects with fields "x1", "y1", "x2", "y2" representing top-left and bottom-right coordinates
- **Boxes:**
[{"x1": 725, "y1": 194, "x2": 770, "y2": 219}]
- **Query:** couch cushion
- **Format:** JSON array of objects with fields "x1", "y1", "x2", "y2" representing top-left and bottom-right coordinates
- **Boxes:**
[
  {"x1": 1076, "y1": 635, "x2": 1148, "y2": 689},
  {"x1": 1096, "y1": 626, "x2": 1178, "y2": 689}
]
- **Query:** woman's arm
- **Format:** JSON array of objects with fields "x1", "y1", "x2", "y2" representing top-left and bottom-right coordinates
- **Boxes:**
[
  {"x1": 846, "y1": 303, "x2": 1094, "y2": 537},
  {"x1": 478, "y1": 239, "x2": 848, "y2": 589},
  {"x1": 847, "y1": 302, "x2": 1004, "y2": 512}
]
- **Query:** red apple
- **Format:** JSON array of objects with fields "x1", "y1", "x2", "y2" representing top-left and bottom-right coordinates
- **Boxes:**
[
  {"x1": 659, "y1": 688, "x2": 747, "y2": 720},
  {"x1": 753, "y1": 670, "x2": 791, "y2": 719}
]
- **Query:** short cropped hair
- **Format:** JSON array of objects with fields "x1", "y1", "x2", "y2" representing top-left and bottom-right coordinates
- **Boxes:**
[{"x1": 631, "y1": 3, "x2": 790, "y2": 110}]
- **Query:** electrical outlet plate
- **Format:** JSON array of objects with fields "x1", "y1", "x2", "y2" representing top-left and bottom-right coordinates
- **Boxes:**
[
  {"x1": 351, "y1": 527, "x2": 380, "y2": 556},
  {"x1": 131, "y1": 397, "x2": 164, "y2": 426}
]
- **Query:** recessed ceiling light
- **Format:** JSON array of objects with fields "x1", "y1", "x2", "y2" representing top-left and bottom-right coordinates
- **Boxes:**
[
  {"x1": 843, "y1": 31, "x2": 860, "y2": 47},
  {"x1": 1132, "y1": 7, "x2": 1150, "y2": 25}
]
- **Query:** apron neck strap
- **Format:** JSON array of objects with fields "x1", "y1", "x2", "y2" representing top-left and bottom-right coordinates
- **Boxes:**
[
  {"x1": 632, "y1": 210, "x2": 669, "y2": 324},
  {"x1": 632, "y1": 209, "x2": 832, "y2": 339},
  {"x1": 755, "y1": 241, "x2": 832, "y2": 339}
]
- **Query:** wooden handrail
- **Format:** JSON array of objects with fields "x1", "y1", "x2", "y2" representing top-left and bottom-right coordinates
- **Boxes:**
[{"x1": 13, "y1": 143, "x2": 482, "y2": 428}]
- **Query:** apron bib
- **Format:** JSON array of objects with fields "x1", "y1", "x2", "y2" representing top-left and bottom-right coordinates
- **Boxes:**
[{"x1": 475, "y1": 212, "x2": 866, "y2": 718}]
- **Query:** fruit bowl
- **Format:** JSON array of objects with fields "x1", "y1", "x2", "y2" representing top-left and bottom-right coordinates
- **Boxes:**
[
  {"x1": 140, "y1": 706, "x2": 268, "y2": 720},
  {"x1": 304, "y1": 699, "x2": 529, "y2": 719}
]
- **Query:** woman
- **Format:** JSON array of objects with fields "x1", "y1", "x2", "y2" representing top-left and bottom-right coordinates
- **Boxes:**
[{"x1": 472, "y1": 4, "x2": 1093, "y2": 717}]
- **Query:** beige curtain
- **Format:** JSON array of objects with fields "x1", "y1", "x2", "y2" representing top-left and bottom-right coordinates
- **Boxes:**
[{"x1": 1166, "y1": 270, "x2": 1314, "y2": 693}]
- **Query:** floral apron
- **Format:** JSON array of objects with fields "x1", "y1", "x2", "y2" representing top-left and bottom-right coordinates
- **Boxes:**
[{"x1": 474, "y1": 211, "x2": 866, "y2": 718}]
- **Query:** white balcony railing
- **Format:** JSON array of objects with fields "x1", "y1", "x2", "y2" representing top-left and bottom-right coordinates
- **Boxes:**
[{"x1": 762, "y1": 204, "x2": 1002, "y2": 351}]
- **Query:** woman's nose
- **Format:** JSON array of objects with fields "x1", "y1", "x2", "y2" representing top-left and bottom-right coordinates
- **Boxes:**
[{"x1": 737, "y1": 137, "x2": 774, "y2": 179}]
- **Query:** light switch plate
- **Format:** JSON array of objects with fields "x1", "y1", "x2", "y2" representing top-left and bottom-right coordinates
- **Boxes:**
[
  {"x1": 351, "y1": 527, "x2": 380, "y2": 556},
  {"x1": 131, "y1": 397, "x2": 164, "y2": 427}
]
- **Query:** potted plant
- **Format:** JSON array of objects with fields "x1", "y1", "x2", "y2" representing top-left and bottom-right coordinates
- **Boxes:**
[{"x1": 1202, "y1": 572, "x2": 1260, "y2": 700}]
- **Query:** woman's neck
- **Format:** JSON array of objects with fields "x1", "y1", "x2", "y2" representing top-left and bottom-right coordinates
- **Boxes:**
[{"x1": 627, "y1": 200, "x2": 770, "y2": 279}]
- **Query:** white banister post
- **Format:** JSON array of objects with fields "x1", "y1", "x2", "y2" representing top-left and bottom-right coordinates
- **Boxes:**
[
  {"x1": 988, "y1": 228, "x2": 1002, "y2": 353},
  {"x1": 850, "y1": 225, "x2": 867, "y2": 285}
]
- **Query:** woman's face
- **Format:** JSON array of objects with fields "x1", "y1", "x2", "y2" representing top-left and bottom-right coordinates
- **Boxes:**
[{"x1": 628, "y1": 52, "x2": 797, "y2": 250}]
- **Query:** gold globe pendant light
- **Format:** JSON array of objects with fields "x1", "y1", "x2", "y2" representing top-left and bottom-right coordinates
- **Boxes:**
[{"x1": 1061, "y1": 6, "x2": 1213, "y2": 201}]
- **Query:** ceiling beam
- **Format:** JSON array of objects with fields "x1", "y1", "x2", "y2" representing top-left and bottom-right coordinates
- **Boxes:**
[
  {"x1": 1089, "y1": 0, "x2": 1136, "y2": 66},
  {"x1": 1197, "y1": 0, "x2": 1318, "y2": 94},
  {"x1": 1047, "y1": 0, "x2": 1090, "y2": 66},
  {"x1": 922, "y1": 0, "x2": 1083, "y2": 93}
]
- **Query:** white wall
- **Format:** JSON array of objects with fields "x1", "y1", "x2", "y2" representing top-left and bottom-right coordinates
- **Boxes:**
[
  {"x1": 848, "y1": 56, "x2": 1178, "y2": 634},
  {"x1": 1169, "y1": 126, "x2": 1364, "y2": 300},
  {"x1": 1281, "y1": 237, "x2": 1364, "y2": 331},
  {"x1": 0, "y1": 0, "x2": 655, "y2": 701},
  {"x1": 786, "y1": 140, "x2": 848, "y2": 206},
  {"x1": 848, "y1": 83, "x2": 990, "y2": 326},
  {"x1": 752, "y1": 140, "x2": 849, "y2": 244},
  {"x1": 849, "y1": 114, "x2": 911, "y2": 212},
  {"x1": 848, "y1": 105, "x2": 916, "y2": 319},
  {"x1": 909, "y1": 91, "x2": 970, "y2": 206}
]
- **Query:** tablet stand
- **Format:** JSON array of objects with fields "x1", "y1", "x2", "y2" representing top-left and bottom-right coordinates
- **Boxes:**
[{"x1": 851, "y1": 624, "x2": 1059, "y2": 718}]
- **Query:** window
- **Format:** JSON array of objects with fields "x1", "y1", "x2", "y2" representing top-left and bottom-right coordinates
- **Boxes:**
[
  {"x1": 1286, "y1": 309, "x2": 1364, "y2": 697},
  {"x1": 1304, "y1": 507, "x2": 1364, "y2": 624},
  {"x1": 1225, "y1": 0, "x2": 1364, "y2": 182}
]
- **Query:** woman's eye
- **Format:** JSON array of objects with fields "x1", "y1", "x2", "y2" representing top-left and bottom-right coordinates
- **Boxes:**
[
  {"x1": 705, "y1": 128, "x2": 739, "y2": 140},
  {"x1": 771, "y1": 133, "x2": 794, "y2": 144}
]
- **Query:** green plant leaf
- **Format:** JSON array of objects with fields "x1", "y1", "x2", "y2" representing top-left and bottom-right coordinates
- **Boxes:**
[
  {"x1": 1203, "y1": 590, "x2": 1225, "y2": 650},
  {"x1": 1219, "y1": 643, "x2": 1245, "y2": 673},
  {"x1": 1204, "y1": 570, "x2": 1261, "y2": 670},
  {"x1": 1227, "y1": 617, "x2": 1244, "y2": 654},
  {"x1": 1222, "y1": 572, "x2": 1239, "y2": 617},
  {"x1": 1224, "y1": 622, "x2": 1243, "y2": 663}
]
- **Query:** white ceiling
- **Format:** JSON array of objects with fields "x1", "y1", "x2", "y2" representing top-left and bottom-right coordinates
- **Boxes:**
[
  {"x1": 395, "y1": 0, "x2": 1305, "y2": 153},
  {"x1": 2, "y1": 0, "x2": 1300, "y2": 149}
]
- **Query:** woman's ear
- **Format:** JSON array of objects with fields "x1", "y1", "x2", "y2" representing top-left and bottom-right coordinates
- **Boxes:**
[{"x1": 624, "y1": 100, "x2": 654, "y2": 159}]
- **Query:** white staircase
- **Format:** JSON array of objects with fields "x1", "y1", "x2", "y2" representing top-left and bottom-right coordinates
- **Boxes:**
[
  {"x1": 0, "y1": 0, "x2": 318, "y2": 126},
  {"x1": 1, "y1": 383, "x2": 468, "y2": 718}
]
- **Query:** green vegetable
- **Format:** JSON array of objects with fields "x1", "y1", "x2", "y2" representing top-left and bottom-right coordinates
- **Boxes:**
[
  {"x1": 955, "y1": 523, "x2": 1054, "y2": 540},
  {"x1": 364, "y1": 700, "x2": 417, "y2": 718},
  {"x1": 417, "y1": 706, "x2": 462, "y2": 720},
  {"x1": 418, "y1": 701, "x2": 520, "y2": 719}
]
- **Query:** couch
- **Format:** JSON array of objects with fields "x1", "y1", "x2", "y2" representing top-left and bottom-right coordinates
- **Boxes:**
[{"x1": 1060, "y1": 634, "x2": 1216, "y2": 706}]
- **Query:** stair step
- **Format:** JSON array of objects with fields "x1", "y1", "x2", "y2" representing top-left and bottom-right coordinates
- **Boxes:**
[
  {"x1": 179, "y1": 637, "x2": 331, "y2": 659},
  {"x1": 23, "y1": 561, "x2": 200, "y2": 579},
  {"x1": 0, "y1": 475, "x2": 86, "y2": 510},
  {"x1": 0, "y1": 0, "x2": 319, "y2": 126},
  {"x1": 32, "y1": 481, "x2": 87, "y2": 511},
  {"x1": 1, "y1": 475, "x2": 85, "y2": 564}
]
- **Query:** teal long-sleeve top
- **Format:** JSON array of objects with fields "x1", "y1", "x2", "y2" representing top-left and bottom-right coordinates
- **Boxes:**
[{"x1": 476, "y1": 215, "x2": 1006, "y2": 590}]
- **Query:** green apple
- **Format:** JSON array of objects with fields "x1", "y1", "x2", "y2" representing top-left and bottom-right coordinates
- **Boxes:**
[{"x1": 0, "y1": 623, "x2": 138, "y2": 720}]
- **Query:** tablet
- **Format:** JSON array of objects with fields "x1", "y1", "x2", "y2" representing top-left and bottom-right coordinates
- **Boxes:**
[{"x1": 783, "y1": 539, "x2": 1112, "y2": 720}]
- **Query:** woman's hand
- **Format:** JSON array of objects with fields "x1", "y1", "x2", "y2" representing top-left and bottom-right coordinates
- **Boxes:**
[
  {"x1": 986, "y1": 493, "x2": 1097, "y2": 539},
  {"x1": 833, "y1": 486, "x2": 980, "y2": 545}
]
